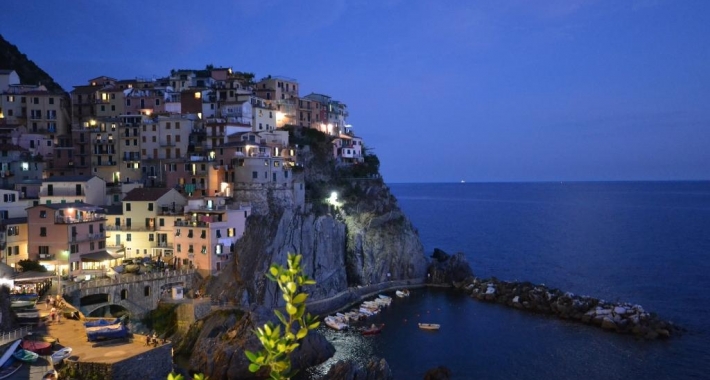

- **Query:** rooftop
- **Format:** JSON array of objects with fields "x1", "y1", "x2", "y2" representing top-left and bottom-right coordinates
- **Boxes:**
[
  {"x1": 43, "y1": 175, "x2": 97, "y2": 183},
  {"x1": 123, "y1": 188, "x2": 172, "y2": 202}
]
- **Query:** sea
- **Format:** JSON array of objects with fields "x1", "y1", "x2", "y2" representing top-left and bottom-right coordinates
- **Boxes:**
[{"x1": 306, "y1": 181, "x2": 710, "y2": 380}]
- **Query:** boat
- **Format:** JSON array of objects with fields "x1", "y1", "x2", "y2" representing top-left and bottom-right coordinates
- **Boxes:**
[
  {"x1": 86, "y1": 323, "x2": 128, "y2": 342},
  {"x1": 50, "y1": 347, "x2": 72, "y2": 365},
  {"x1": 361, "y1": 324, "x2": 384, "y2": 336},
  {"x1": 418, "y1": 323, "x2": 440, "y2": 330},
  {"x1": 324, "y1": 316, "x2": 348, "y2": 331},
  {"x1": 0, "y1": 359, "x2": 22, "y2": 379},
  {"x1": 42, "y1": 369, "x2": 59, "y2": 379},
  {"x1": 21, "y1": 340, "x2": 52, "y2": 355},
  {"x1": 13, "y1": 349, "x2": 39, "y2": 363},
  {"x1": 0, "y1": 340, "x2": 21, "y2": 368},
  {"x1": 10, "y1": 300, "x2": 36, "y2": 309},
  {"x1": 84, "y1": 317, "x2": 122, "y2": 328},
  {"x1": 396, "y1": 289, "x2": 410, "y2": 298}
]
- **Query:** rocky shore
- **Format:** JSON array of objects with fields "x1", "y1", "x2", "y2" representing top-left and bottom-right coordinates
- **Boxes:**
[{"x1": 428, "y1": 248, "x2": 682, "y2": 340}]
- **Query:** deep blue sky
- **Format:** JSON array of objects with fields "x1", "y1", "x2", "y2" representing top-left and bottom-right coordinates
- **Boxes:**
[{"x1": 2, "y1": 0, "x2": 709, "y2": 183}]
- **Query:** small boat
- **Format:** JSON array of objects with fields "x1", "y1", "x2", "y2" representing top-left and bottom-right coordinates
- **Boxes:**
[
  {"x1": 362, "y1": 324, "x2": 384, "y2": 336},
  {"x1": 418, "y1": 323, "x2": 440, "y2": 330},
  {"x1": 21, "y1": 340, "x2": 52, "y2": 355},
  {"x1": 396, "y1": 289, "x2": 410, "y2": 298},
  {"x1": 0, "y1": 359, "x2": 22, "y2": 379},
  {"x1": 324, "y1": 316, "x2": 348, "y2": 331},
  {"x1": 0, "y1": 340, "x2": 21, "y2": 368},
  {"x1": 10, "y1": 300, "x2": 36, "y2": 309},
  {"x1": 50, "y1": 347, "x2": 73, "y2": 365},
  {"x1": 13, "y1": 349, "x2": 39, "y2": 363},
  {"x1": 42, "y1": 369, "x2": 59, "y2": 379}
]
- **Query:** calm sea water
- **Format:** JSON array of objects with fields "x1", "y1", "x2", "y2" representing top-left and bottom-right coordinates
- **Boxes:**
[{"x1": 308, "y1": 182, "x2": 710, "y2": 379}]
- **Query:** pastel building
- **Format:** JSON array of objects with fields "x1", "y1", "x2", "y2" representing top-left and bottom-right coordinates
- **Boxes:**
[
  {"x1": 29, "y1": 202, "x2": 112, "y2": 277},
  {"x1": 173, "y1": 197, "x2": 251, "y2": 275},
  {"x1": 0, "y1": 216, "x2": 28, "y2": 269},
  {"x1": 106, "y1": 188, "x2": 187, "y2": 260},
  {"x1": 39, "y1": 175, "x2": 107, "y2": 206}
]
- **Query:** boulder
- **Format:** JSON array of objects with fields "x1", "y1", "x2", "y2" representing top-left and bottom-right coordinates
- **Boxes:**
[
  {"x1": 601, "y1": 317, "x2": 617, "y2": 330},
  {"x1": 324, "y1": 358, "x2": 393, "y2": 380}
]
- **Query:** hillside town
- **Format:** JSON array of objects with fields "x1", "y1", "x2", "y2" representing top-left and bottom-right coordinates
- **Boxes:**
[{"x1": 0, "y1": 66, "x2": 365, "y2": 279}]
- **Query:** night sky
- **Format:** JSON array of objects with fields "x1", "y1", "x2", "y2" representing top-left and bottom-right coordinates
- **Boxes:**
[{"x1": 2, "y1": 0, "x2": 709, "y2": 183}]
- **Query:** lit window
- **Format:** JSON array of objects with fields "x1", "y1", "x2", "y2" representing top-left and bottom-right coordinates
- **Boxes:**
[{"x1": 194, "y1": 92, "x2": 201, "y2": 99}]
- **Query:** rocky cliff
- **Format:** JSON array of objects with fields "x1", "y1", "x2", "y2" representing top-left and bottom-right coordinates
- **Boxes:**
[{"x1": 181, "y1": 127, "x2": 428, "y2": 378}]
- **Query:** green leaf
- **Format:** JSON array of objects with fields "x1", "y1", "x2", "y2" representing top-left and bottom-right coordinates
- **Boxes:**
[
  {"x1": 286, "y1": 303, "x2": 297, "y2": 315},
  {"x1": 287, "y1": 282, "x2": 297, "y2": 293},
  {"x1": 269, "y1": 266, "x2": 279, "y2": 277},
  {"x1": 248, "y1": 363, "x2": 261, "y2": 373},
  {"x1": 245, "y1": 350, "x2": 258, "y2": 362},
  {"x1": 292, "y1": 293, "x2": 308, "y2": 304},
  {"x1": 296, "y1": 328, "x2": 308, "y2": 339},
  {"x1": 274, "y1": 309, "x2": 287, "y2": 325}
]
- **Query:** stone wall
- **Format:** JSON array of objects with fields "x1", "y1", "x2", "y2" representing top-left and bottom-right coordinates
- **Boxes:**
[
  {"x1": 67, "y1": 271, "x2": 197, "y2": 320},
  {"x1": 61, "y1": 344, "x2": 173, "y2": 380},
  {"x1": 174, "y1": 299, "x2": 212, "y2": 334}
]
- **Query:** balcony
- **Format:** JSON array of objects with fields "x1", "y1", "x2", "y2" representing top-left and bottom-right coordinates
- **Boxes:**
[
  {"x1": 105, "y1": 225, "x2": 155, "y2": 232},
  {"x1": 38, "y1": 253, "x2": 55, "y2": 260},
  {"x1": 152, "y1": 241, "x2": 171, "y2": 248},
  {"x1": 95, "y1": 162, "x2": 117, "y2": 167},
  {"x1": 54, "y1": 215, "x2": 106, "y2": 224},
  {"x1": 70, "y1": 232, "x2": 106, "y2": 243}
]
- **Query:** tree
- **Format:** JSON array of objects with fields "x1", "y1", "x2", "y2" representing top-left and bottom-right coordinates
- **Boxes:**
[
  {"x1": 245, "y1": 253, "x2": 320, "y2": 380},
  {"x1": 17, "y1": 259, "x2": 47, "y2": 272}
]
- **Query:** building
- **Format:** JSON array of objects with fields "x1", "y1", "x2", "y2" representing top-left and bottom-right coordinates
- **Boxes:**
[
  {"x1": 106, "y1": 188, "x2": 187, "y2": 260},
  {"x1": 173, "y1": 197, "x2": 250, "y2": 275},
  {"x1": 333, "y1": 134, "x2": 364, "y2": 164},
  {"x1": 39, "y1": 175, "x2": 106, "y2": 206},
  {"x1": 28, "y1": 202, "x2": 112, "y2": 277}
]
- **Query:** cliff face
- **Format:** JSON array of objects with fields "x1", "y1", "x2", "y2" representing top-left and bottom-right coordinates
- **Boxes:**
[{"x1": 185, "y1": 129, "x2": 428, "y2": 377}]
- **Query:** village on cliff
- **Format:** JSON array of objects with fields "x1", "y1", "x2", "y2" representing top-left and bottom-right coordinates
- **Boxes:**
[{"x1": 0, "y1": 66, "x2": 364, "y2": 281}]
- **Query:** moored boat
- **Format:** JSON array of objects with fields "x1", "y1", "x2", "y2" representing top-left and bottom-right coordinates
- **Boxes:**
[
  {"x1": 12, "y1": 349, "x2": 39, "y2": 363},
  {"x1": 324, "y1": 316, "x2": 348, "y2": 331},
  {"x1": 0, "y1": 340, "x2": 21, "y2": 369},
  {"x1": 418, "y1": 323, "x2": 440, "y2": 330},
  {"x1": 0, "y1": 359, "x2": 22, "y2": 379},
  {"x1": 21, "y1": 340, "x2": 52, "y2": 355},
  {"x1": 361, "y1": 323, "x2": 384, "y2": 336},
  {"x1": 396, "y1": 289, "x2": 410, "y2": 298},
  {"x1": 50, "y1": 347, "x2": 73, "y2": 365}
]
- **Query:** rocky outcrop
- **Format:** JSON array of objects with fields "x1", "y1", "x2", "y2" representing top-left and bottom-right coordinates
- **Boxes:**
[
  {"x1": 321, "y1": 358, "x2": 393, "y2": 380},
  {"x1": 427, "y1": 249, "x2": 474, "y2": 285},
  {"x1": 429, "y1": 249, "x2": 681, "y2": 339},
  {"x1": 181, "y1": 306, "x2": 335, "y2": 379}
]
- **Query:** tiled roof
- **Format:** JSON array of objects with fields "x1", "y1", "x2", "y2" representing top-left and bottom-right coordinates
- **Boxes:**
[{"x1": 123, "y1": 188, "x2": 172, "y2": 201}]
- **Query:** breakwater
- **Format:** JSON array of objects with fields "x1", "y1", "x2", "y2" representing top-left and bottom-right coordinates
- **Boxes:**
[{"x1": 454, "y1": 276, "x2": 681, "y2": 339}]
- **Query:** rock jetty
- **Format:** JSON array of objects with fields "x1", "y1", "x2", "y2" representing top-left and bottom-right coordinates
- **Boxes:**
[{"x1": 428, "y1": 249, "x2": 681, "y2": 339}]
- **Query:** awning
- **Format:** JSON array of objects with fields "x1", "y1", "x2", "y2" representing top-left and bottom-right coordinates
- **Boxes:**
[
  {"x1": 13, "y1": 271, "x2": 56, "y2": 282},
  {"x1": 107, "y1": 246, "x2": 126, "y2": 254},
  {"x1": 80, "y1": 250, "x2": 119, "y2": 262}
]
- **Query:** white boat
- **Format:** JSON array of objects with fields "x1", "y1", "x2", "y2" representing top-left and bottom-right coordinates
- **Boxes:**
[
  {"x1": 324, "y1": 316, "x2": 348, "y2": 331},
  {"x1": 42, "y1": 369, "x2": 59, "y2": 379},
  {"x1": 0, "y1": 339, "x2": 21, "y2": 368},
  {"x1": 418, "y1": 323, "x2": 440, "y2": 330},
  {"x1": 50, "y1": 347, "x2": 73, "y2": 365},
  {"x1": 396, "y1": 289, "x2": 410, "y2": 298}
]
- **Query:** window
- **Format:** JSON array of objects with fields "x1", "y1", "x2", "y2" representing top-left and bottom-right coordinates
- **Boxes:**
[
  {"x1": 175, "y1": 229, "x2": 180, "y2": 237},
  {"x1": 175, "y1": 122, "x2": 180, "y2": 129},
  {"x1": 89, "y1": 224, "x2": 94, "y2": 234},
  {"x1": 121, "y1": 289, "x2": 127, "y2": 300},
  {"x1": 216, "y1": 230, "x2": 222, "y2": 238},
  {"x1": 177, "y1": 244, "x2": 181, "y2": 252},
  {"x1": 159, "y1": 218, "x2": 164, "y2": 227},
  {"x1": 188, "y1": 244, "x2": 194, "y2": 253},
  {"x1": 148, "y1": 203, "x2": 153, "y2": 211},
  {"x1": 40, "y1": 210, "x2": 47, "y2": 218},
  {"x1": 200, "y1": 230, "x2": 206, "y2": 239},
  {"x1": 125, "y1": 203, "x2": 131, "y2": 211},
  {"x1": 216, "y1": 245, "x2": 222, "y2": 254},
  {"x1": 99, "y1": 241, "x2": 105, "y2": 249},
  {"x1": 144, "y1": 286, "x2": 151, "y2": 297},
  {"x1": 149, "y1": 234, "x2": 154, "y2": 241},
  {"x1": 187, "y1": 230, "x2": 193, "y2": 238},
  {"x1": 70, "y1": 244, "x2": 79, "y2": 253},
  {"x1": 252, "y1": 171, "x2": 258, "y2": 179},
  {"x1": 166, "y1": 122, "x2": 171, "y2": 130},
  {"x1": 127, "y1": 233, "x2": 132, "y2": 241},
  {"x1": 90, "y1": 242, "x2": 95, "y2": 250},
  {"x1": 40, "y1": 227, "x2": 47, "y2": 236},
  {"x1": 201, "y1": 246, "x2": 207, "y2": 254}
]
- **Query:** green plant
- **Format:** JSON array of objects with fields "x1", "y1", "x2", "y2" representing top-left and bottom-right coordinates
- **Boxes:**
[
  {"x1": 245, "y1": 253, "x2": 320, "y2": 379},
  {"x1": 167, "y1": 372, "x2": 207, "y2": 380}
]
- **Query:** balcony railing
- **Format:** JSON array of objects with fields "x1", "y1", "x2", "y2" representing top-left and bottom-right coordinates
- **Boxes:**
[
  {"x1": 70, "y1": 232, "x2": 106, "y2": 243},
  {"x1": 55, "y1": 215, "x2": 107, "y2": 224},
  {"x1": 105, "y1": 225, "x2": 155, "y2": 232}
]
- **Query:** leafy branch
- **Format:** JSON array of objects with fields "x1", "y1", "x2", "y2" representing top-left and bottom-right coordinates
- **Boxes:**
[{"x1": 245, "y1": 253, "x2": 320, "y2": 379}]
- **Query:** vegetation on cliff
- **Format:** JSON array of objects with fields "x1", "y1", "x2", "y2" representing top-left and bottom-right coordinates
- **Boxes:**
[{"x1": 0, "y1": 34, "x2": 65, "y2": 92}]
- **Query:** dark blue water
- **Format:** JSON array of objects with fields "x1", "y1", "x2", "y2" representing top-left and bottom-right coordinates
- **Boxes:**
[{"x1": 310, "y1": 182, "x2": 710, "y2": 379}]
